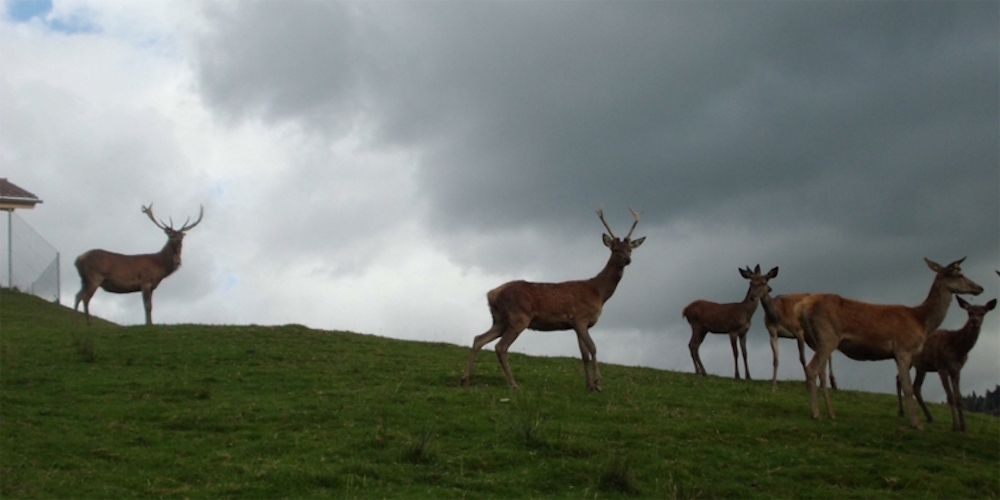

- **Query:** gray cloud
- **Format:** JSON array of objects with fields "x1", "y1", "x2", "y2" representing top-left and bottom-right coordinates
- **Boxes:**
[{"x1": 196, "y1": 2, "x2": 997, "y2": 244}]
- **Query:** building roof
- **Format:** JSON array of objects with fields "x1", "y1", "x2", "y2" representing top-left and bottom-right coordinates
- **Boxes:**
[{"x1": 0, "y1": 178, "x2": 43, "y2": 210}]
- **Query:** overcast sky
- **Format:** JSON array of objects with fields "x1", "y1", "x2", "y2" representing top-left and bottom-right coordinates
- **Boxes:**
[{"x1": 2, "y1": 0, "x2": 997, "y2": 405}]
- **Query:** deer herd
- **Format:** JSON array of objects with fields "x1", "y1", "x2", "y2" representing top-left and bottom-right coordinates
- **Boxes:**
[{"x1": 73, "y1": 205, "x2": 995, "y2": 432}]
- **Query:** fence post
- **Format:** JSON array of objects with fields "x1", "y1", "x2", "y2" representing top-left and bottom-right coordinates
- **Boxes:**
[
  {"x1": 7, "y1": 210, "x2": 11, "y2": 289},
  {"x1": 56, "y1": 252, "x2": 61, "y2": 304}
]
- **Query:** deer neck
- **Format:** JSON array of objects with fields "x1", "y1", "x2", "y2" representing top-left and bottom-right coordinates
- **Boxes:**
[
  {"x1": 759, "y1": 293, "x2": 778, "y2": 322},
  {"x1": 158, "y1": 239, "x2": 183, "y2": 276},
  {"x1": 740, "y1": 285, "x2": 762, "y2": 316},
  {"x1": 591, "y1": 256, "x2": 626, "y2": 303},
  {"x1": 914, "y1": 277, "x2": 953, "y2": 333},
  {"x1": 952, "y1": 321, "x2": 983, "y2": 355}
]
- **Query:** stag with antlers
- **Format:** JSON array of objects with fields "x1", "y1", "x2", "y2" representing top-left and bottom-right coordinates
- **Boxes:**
[
  {"x1": 460, "y1": 207, "x2": 645, "y2": 391},
  {"x1": 896, "y1": 296, "x2": 996, "y2": 432},
  {"x1": 760, "y1": 292, "x2": 837, "y2": 392},
  {"x1": 682, "y1": 265, "x2": 778, "y2": 379},
  {"x1": 74, "y1": 203, "x2": 204, "y2": 326},
  {"x1": 798, "y1": 257, "x2": 983, "y2": 429}
]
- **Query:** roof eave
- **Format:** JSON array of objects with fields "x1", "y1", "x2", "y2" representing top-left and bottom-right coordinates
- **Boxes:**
[{"x1": 0, "y1": 197, "x2": 43, "y2": 210}]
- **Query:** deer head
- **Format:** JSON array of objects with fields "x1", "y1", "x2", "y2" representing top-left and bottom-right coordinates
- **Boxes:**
[
  {"x1": 597, "y1": 206, "x2": 645, "y2": 267},
  {"x1": 740, "y1": 264, "x2": 779, "y2": 300},
  {"x1": 956, "y1": 296, "x2": 997, "y2": 329},
  {"x1": 925, "y1": 257, "x2": 983, "y2": 296}
]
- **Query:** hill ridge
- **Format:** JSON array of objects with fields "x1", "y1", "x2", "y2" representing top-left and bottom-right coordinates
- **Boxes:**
[{"x1": 2, "y1": 287, "x2": 998, "y2": 498}]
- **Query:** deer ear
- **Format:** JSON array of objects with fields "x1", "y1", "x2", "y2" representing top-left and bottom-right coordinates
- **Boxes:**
[
  {"x1": 765, "y1": 266, "x2": 779, "y2": 279},
  {"x1": 629, "y1": 236, "x2": 645, "y2": 249},
  {"x1": 924, "y1": 258, "x2": 943, "y2": 272},
  {"x1": 603, "y1": 234, "x2": 613, "y2": 248},
  {"x1": 987, "y1": 299, "x2": 997, "y2": 311},
  {"x1": 739, "y1": 267, "x2": 753, "y2": 279},
  {"x1": 956, "y1": 296, "x2": 970, "y2": 309}
]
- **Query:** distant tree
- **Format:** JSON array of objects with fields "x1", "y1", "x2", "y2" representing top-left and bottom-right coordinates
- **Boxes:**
[{"x1": 962, "y1": 385, "x2": 1000, "y2": 417}]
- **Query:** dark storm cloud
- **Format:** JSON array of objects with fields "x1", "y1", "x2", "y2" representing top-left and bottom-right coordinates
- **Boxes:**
[{"x1": 196, "y1": 1, "x2": 997, "y2": 243}]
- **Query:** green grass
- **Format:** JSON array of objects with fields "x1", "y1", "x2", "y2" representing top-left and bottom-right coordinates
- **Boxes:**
[{"x1": 1, "y1": 288, "x2": 997, "y2": 498}]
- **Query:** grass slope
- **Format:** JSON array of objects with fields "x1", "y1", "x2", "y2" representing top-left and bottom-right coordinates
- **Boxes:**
[{"x1": 1, "y1": 288, "x2": 998, "y2": 498}]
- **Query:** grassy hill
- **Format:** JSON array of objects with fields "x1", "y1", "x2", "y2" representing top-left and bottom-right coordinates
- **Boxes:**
[{"x1": 1, "y1": 288, "x2": 997, "y2": 498}]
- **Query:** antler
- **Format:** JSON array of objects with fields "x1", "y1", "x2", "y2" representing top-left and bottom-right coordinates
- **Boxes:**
[
  {"x1": 625, "y1": 206, "x2": 642, "y2": 240},
  {"x1": 141, "y1": 203, "x2": 170, "y2": 230},
  {"x1": 178, "y1": 205, "x2": 205, "y2": 232},
  {"x1": 596, "y1": 206, "x2": 616, "y2": 238},
  {"x1": 141, "y1": 203, "x2": 204, "y2": 232},
  {"x1": 597, "y1": 206, "x2": 643, "y2": 240}
]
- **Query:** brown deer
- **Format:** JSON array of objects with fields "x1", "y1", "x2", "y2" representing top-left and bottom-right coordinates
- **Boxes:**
[
  {"x1": 760, "y1": 292, "x2": 837, "y2": 392},
  {"x1": 74, "y1": 203, "x2": 204, "y2": 326},
  {"x1": 682, "y1": 264, "x2": 778, "y2": 379},
  {"x1": 460, "y1": 207, "x2": 645, "y2": 391},
  {"x1": 798, "y1": 257, "x2": 983, "y2": 429},
  {"x1": 896, "y1": 296, "x2": 996, "y2": 432}
]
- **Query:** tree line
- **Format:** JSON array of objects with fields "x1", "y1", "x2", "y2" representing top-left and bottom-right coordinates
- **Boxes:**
[{"x1": 962, "y1": 385, "x2": 1000, "y2": 417}]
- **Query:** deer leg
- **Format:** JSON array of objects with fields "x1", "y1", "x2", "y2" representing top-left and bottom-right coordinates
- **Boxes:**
[
  {"x1": 827, "y1": 356, "x2": 837, "y2": 391},
  {"x1": 592, "y1": 352, "x2": 603, "y2": 391},
  {"x1": 795, "y1": 335, "x2": 808, "y2": 389},
  {"x1": 806, "y1": 342, "x2": 836, "y2": 420},
  {"x1": 896, "y1": 374, "x2": 904, "y2": 417},
  {"x1": 805, "y1": 362, "x2": 821, "y2": 419},
  {"x1": 802, "y1": 313, "x2": 837, "y2": 420},
  {"x1": 913, "y1": 369, "x2": 932, "y2": 423},
  {"x1": 494, "y1": 322, "x2": 527, "y2": 389},
  {"x1": 141, "y1": 286, "x2": 154, "y2": 325},
  {"x1": 943, "y1": 370, "x2": 965, "y2": 432},
  {"x1": 728, "y1": 333, "x2": 741, "y2": 379},
  {"x1": 461, "y1": 323, "x2": 504, "y2": 387},
  {"x1": 769, "y1": 329, "x2": 780, "y2": 391},
  {"x1": 951, "y1": 371, "x2": 966, "y2": 432},
  {"x1": 575, "y1": 335, "x2": 593, "y2": 390},
  {"x1": 816, "y1": 357, "x2": 833, "y2": 419},
  {"x1": 73, "y1": 292, "x2": 82, "y2": 327},
  {"x1": 575, "y1": 326, "x2": 601, "y2": 392},
  {"x1": 74, "y1": 280, "x2": 100, "y2": 327},
  {"x1": 938, "y1": 371, "x2": 957, "y2": 429},
  {"x1": 805, "y1": 355, "x2": 821, "y2": 420},
  {"x1": 688, "y1": 327, "x2": 708, "y2": 376},
  {"x1": 894, "y1": 353, "x2": 923, "y2": 430},
  {"x1": 73, "y1": 292, "x2": 85, "y2": 327},
  {"x1": 738, "y1": 329, "x2": 751, "y2": 380},
  {"x1": 820, "y1": 357, "x2": 834, "y2": 419}
]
